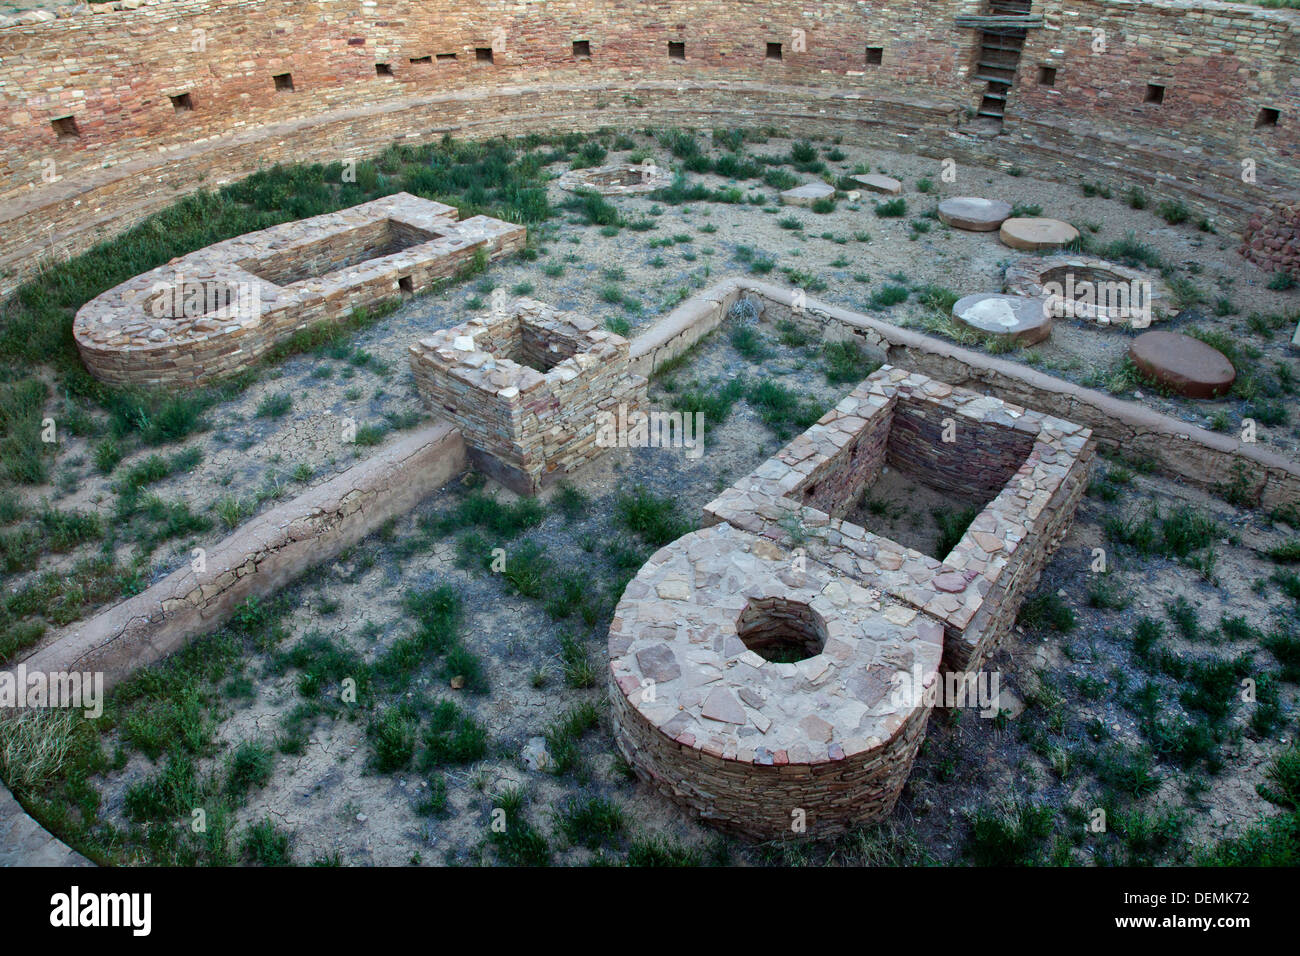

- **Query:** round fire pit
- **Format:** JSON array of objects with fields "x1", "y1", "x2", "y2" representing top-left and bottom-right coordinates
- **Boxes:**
[
  {"x1": 1005, "y1": 255, "x2": 1178, "y2": 328},
  {"x1": 557, "y1": 162, "x2": 673, "y2": 195}
]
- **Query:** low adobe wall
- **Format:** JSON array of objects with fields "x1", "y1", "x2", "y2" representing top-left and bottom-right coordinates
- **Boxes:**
[
  {"x1": 630, "y1": 278, "x2": 1300, "y2": 511},
  {"x1": 9, "y1": 422, "x2": 467, "y2": 692}
]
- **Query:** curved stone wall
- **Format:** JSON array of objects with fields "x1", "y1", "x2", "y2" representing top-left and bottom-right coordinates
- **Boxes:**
[
  {"x1": 609, "y1": 522, "x2": 943, "y2": 840},
  {"x1": 1, "y1": 1, "x2": 1297, "y2": 295}
]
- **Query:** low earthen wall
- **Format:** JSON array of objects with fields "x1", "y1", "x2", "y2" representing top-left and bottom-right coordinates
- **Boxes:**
[{"x1": 9, "y1": 422, "x2": 467, "y2": 692}]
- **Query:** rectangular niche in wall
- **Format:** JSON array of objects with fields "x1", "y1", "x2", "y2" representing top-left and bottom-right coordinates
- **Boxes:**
[
  {"x1": 437, "y1": 53, "x2": 457, "y2": 63},
  {"x1": 51, "y1": 116, "x2": 79, "y2": 141},
  {"x1": 1145, "y1": 83, "x2": 1165, "y2": 104},
  {"x1": 866, "y1": 46, "x2": 883, "y2": 66},
  {"x1": 273, "y1": 73, "x2": 294, "y2": 93},
  {"x1": 766, "y1": 42, "x2": 783, "y2": 61},
  {"x1": 573, "y1": 40, "x2": 591, "y2": 59},
  {"x1": 409, "y1": 55, "x2": 432, "y2": 65},
  {"x1": 375, "y1": 63, "x2": 392, "y2": 76},
  {"x1": 476, "y1": 47, "x2": 494, "y2": 63},
  {"x1": 1038, "y1": 65, "x2": 1056, "y2": 87},
  {"x1": 669, "y1": 41, "x2": 685, "y2": 61},
  {"x1": 1256, "y1": 107, "x2": 1280, "y2": 129},
  {"x1": 170, "y1": 93, "x2": 194, "y2": 111}
]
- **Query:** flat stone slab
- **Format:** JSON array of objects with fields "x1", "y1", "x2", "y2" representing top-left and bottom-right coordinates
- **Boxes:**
[
  {"x1": 1129, "y1": 330, "x2": 1236, "y2": 399},
  {"x1": 1000, "y1": 217, "x2": 1080, "y2": 251},
  {"x1": 780, "y1": 181, "x2": 835, "y2": 206},
  {"x1": 937, "y1": 197, "x2": 1012, "y2": 231},
  {"x1": 852, "y1": 174, "x2": 902, "y2": 195},
  {"x1": 952, "y1": 293, "x2": 1051, "y2": 346}
]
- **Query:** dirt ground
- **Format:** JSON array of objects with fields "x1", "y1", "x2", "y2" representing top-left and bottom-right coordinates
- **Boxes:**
[{"x1": 4, "y1": 127, "x2": 1298, "y2": 865}]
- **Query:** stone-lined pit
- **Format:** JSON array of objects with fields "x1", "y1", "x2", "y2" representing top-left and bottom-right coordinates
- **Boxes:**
[{"x1": 736, "y1": 597, "x2": 829, "y2": 663}]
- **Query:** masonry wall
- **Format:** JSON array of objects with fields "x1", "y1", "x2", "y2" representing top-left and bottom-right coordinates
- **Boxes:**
[
  {"x1": 609, "y1": 669, "x2": 933, "y2": 840},
  {"x1": 887, "y1": 397, "x2": 1036, "y2": 502},
  {"x1": 1, "y1": 1, "x2": 1296, "y2": 296},
  {"x1": 798, "y1": 402, "x2": 894, "y2": 519},
  {"x1": 945, "y1": 436, "x2": 1094, "y2": 670}
]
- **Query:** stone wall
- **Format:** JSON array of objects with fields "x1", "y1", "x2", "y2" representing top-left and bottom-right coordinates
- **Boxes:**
[
  {"x1": 1, "y1": 0, "x2": 1297, "y2": 295},
  {"x1": 703, "y1": 366, "x2": 1096, "y2": 672},
  {"x1": 887, "y1": 397, "x2": 1036, "y2": 502},
  {"x1": 409, "y1": 298, "x2": 646, "y2": 494},
  {"x1": 8, "y1": 422, "x2": 467, "y2": 692},
  {"x1": 72, "y1": 193, "x2": 525, "y2": 387},
  {"x1": 608, "y1": 520, "x2": 945, "y2": 839},
  {"x1": 1241, "y1": 200, "x2": 1300, "y2": 279},
  {"x1": 629, "y1": 278, "x2": 1300, "y2": 510}
]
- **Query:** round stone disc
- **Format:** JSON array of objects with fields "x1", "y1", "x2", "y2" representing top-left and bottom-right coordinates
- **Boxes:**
[
  {"x1": 1128, "y1": 330, "x2": 1236, "y2": 399},
  {"x1": 852, "y1": 173, "x2": 902, "y2": 195},
  {"x1": 937, "y1": 197, "x2": 1013, "y2": 231},
  {"x1": 999, "y1": 217, "x2": 1080, "y2": 251},
  {"x1": 952, "y1": 293, "x2": 1051, "y2": 346},
  {"x1": 780, "y1": 181, "x2": 835, "y2": 207}
]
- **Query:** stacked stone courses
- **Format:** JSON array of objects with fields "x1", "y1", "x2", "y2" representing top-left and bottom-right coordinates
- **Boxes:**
[
  {"x1": 1, "y1": 1, "x2": 1297, "y2": 294},
  {"x1": 410, "y1": 298, "x2": 648, "y2": 494},
  {"x1": 700, "y1": 365, "x2": 1095, "y2": 673},
  {"x1": 72, "y1": 193, "x2": 524, "y2": 387},
  {"x1": 610, "y1": 365, "x2": 1093, "y2": 837}
]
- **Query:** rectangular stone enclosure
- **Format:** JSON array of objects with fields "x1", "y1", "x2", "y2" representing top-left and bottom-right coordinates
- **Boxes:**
[
  {"x1": 704, "y1": 365, "x2": 1095, "y2": 672},
  {"x1": 410, "y1": 298, "x2": 647, "y2": 494},
  {"x1": 74, "y1": 192, "x2": 527, "y2": 387}
]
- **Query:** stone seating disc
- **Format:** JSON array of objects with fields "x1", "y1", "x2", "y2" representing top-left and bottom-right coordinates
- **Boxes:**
[
  {"x1": 780, "y1": 182, "x2": 835, "y2": 207},
  {"x1": 952, "y1": 293, "x2": 1051, "y2": 346},
  {"x1": 853, "y1": 174, "x2": 903, "y2": 195},
  {"x1": 937, "y1": 197, "x2": 1013, "y2": 231},
  {"x1": 999, "y1": 217, "x2": 1080, "y2": 251},
  {"x1": 1128, "y1": 330, "x2": 1236, "y2": 399}
]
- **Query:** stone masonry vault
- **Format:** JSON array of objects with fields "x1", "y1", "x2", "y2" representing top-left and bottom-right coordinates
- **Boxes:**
[
  {"x1": 609, "y1": 365, "x2": 1094, "y2": 839},
  {"x1": 72, "y1": 193, "x2": 525, "y2": 388},
  {"x1": 409, "y1": 297, "x2": 647, "y2": 495}
]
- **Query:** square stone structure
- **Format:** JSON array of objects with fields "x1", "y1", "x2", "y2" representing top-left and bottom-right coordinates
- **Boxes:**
[
  {"x1": 703, "y1": 365, "x2": 1095, "y2": 672},
  {"x1": 410, "y1": 298, "x2": 647, "y2": 494}
]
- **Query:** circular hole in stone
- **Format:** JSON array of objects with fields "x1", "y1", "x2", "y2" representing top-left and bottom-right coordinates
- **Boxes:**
[{"x1": 736, "y1": 597, "x2": 828, "y2": 664}]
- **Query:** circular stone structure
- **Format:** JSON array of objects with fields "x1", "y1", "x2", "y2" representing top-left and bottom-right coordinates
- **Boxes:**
[
  {"x1": 780, "y1": 181, "x2": 836, "y2": 207},
  {"x1": 608, "y1": 522, "x2": 942, "y2": 840},
  {"x1": 999, "y1": 217, "x2": 1080, "y2": 251},
  {"x1": 951, "y1": 292, "x2": 1051, "y2": 346},
  {"x1": 557, "y1": 162, "x2": 673, "y2": 195},
  {"x1": 937, "y1": 196, "x2": 1013, "y2": 231},
  {"x1": 1128, "y1": 330, "x2": 1236, "y2": 399},
  {"x1": 1004, "y1": 255, "x2": 1178, "y2": 327}
]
